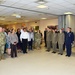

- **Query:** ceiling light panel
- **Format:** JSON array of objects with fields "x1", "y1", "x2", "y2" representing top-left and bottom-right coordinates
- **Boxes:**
[{"x1": 0, "y1": 0, "x2": 20, "y2": 6}]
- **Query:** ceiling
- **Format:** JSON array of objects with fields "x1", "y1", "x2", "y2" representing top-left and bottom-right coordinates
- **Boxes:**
[{"x1": 0, "y1": 0, "x2": 75, "y2": 25}]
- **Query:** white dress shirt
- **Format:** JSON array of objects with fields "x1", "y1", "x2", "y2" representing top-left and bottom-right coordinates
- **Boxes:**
[
  {"x1": 28, "y1": 32, "x2": 34, "y2": 41},
  {"x1": 21, "y1": 29, "x2": 24, "y2": 33},
  {"x1": 28, "y1": 32, "x2": 31, "y2": 41},
  {"x1": 20, "y1": 31, "x2": 29, "y2": 42}
]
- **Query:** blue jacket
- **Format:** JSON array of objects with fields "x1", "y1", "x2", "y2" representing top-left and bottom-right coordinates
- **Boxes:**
[{"x1": 65, "y1": 32, "x2": 74, "y2": 45}]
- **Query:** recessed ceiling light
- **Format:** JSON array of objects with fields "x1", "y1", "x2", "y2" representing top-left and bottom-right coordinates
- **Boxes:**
[
  {"x1": 37, "y1": 5, "x2": 48, "y2": 8},
  {"x1": 12, "y1": 13, "x2": 21, "y2": 18},
  {"x1": 16, "y1": 14, "x2": 21, "y2": 18},
  {"x1": 64, "y1": 12, "x2": 73, "y2": 15},
  {"x1": 12, "y1": 13, "x2": 17, "y2": 16},
  {"x1": 41, "y1": 18, "x2": 47, "y2": 19}
]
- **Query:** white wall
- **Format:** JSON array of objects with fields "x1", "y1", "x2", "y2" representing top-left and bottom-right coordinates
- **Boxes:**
[
  {"x1": 39, "y1": 19, "x2": 58, "y2": 35},
  {"x1": 26, "y1": 18, "x2": 58, "y2": 35},
  {"x1": 6, "y1": 18, "x2": 58, "y2": 36},
  {"x1": 26, "y1": 20, "x2": 40, "y2": 29}
]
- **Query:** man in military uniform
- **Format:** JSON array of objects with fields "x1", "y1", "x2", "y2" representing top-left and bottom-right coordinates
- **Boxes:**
[
  {"x1": 52, "y1": 30, "x2": 58, "y2": 53},
  {"x1": 58, "y1": 29, "x2": 65, "y2": 55},
  {"x1": 35, "y1": 30, "x2": 41, "y2": 49},
  {"x1": 46, "y1": 27, "x2": 52, "y2": 52},
  {"x1": 65, "y1": 27, "x2": 74, "y2": 57},
  {"x1": 0, "y1": 27, "x2": 6, "y2": 60}
]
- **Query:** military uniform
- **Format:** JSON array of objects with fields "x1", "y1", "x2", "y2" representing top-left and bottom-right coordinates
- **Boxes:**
[
  {"x1": 52, "y1": 32, "x2": 58, "y2": 53},
  {"x1": 58, "y1": 33, "x2": 64, "y2": 54},
  {"x1": 65, "y1": 32, "x2": 74, "y2": 57},
  {"x1": 33, "y1": 32, "x2": 37, "y2": 49},
  {"x1": 46, "y1": 31, "x2": 52, "y2": 51},
  {"x1": 0, "y1": 32, "x2": 6, "y2": 60},
  {"x1": 35, "y1": 32, "x2": 41, "y2": 49}
]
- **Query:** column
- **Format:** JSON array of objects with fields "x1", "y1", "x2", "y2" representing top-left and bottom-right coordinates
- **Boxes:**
[{"x1": 58, "y1": 15, "x2": 66, "y2": 29}]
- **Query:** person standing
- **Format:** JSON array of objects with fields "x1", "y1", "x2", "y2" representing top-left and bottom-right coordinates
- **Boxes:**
[
  {"x1": 28, "y1": 29, "x2": 34, "y2": 50},
  {"x1": 16, "y1": 28, "x2": 22, "y2": 50},
  {"x1": 2, "y1": 28, "x2": 7, "y2": 54},
  {"x1": 58, "y1": 29, "x2": 64, "y2": 55},
  {"x1": 65, "y1": 27, "x2": 74, "y2": 57},
  {"x1": 9, "y1": 29, "x2": 18, "y2": 58},
  {"x1": 7, "y1": 30, "x2": 11, "y2": 55},
  {"x1": 0, "y1": 27, "x2": 6, "y2": 60},
  {"x1": 44, "y1": 28, "x2": 47, "y2": 47},
  {"x1": 62, "y1": 28, "x2": 66, "y2": 51},
  {"x1": 35, "y1": 30, "x2": 41, "y2": 50},
  {"x1": 52, "y1": 30, "x2": 58, "y2": 53},
  {"x1": 46, "y1": 27, "x2": 52, "y2": 52},
  {"x1": 39, "y1": 30, "x2": 43, "y2": 44},
  {"x1": 20, "y1": 28, "x2": 29, "y2": 54}
]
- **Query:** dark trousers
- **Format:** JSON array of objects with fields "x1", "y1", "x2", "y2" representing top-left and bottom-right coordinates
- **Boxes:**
[
  {"x1": 11, "y1": 44, "x2": 17, "y2": 58},
  {"x1": 63, "y1": 43, "x2": 65, "y2": 50},
  {"x1": 28, "y1": 39, "x2": 33, "y2": 50},
  {"x1": 4, "y1": 43, "x2": 7, "y2": 54},
  {"x1": 22, "y1": 39, "x2": 28, "y2": 53},
  {"x1": 57, "y1": 42, "x2": 59, "y2": 49},
  {"x1": 17, "y1": 42, "x2": 22, "y2": 49},
  {"x1": 66, "y1": 43, "x2": 72, "y2": 56},
  {"x1": 44, "y1": 38, "x2": 47, "y2": 47}
]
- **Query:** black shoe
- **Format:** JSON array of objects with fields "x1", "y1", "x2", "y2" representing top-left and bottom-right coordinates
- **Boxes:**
[
  {"x1": 68, "y1": 56, "x2": 70, "y2": 57},
  {"x1": 11, "y1": 56, "x2": 14, "y2": 58},
  {"x1": 52, "y1": 51, "x2": 56, "y2": 53},
  {"x1": 58, "y1": 53, "x2": 61, "y2": 54},
  {"x1": 25, "y1": 52, "x2": 28, "y2": 53},
  {"x1": 46, "y1": 50, "x2": 50, "y2": 52},
  {"x1": 23, "y1": 52, "x2": 25, "y2": 54},
  {"x1": 15, "y1": 56, "x2": 17, "y2": 57},
  {"x1": 65, "y1": 55, "x2": 68, "y2": 56},
  {"x1": 60, "y1": 54, "x2": 63, "y2": 55}
]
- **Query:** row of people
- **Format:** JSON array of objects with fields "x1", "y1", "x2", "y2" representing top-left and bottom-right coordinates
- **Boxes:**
[
  {"x1": 0, "y1": 26, "x2": 74, "y2": 61},
  {"x1": 0, "y1": 26, "x2": 43, "y2": 60},
  {"x1": 44, "y1": 27, "x2": 74, "y2": 57}
]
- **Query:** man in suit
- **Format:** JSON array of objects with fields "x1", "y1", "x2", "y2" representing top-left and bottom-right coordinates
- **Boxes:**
[
  {"x1": 65, "y1": 27, "x2": 74, "y2": 57},
  {"x1": 44, "y1": 28, "x2": 47, "y2": 47}
]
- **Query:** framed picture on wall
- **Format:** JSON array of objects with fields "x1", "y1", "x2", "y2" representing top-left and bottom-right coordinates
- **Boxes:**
[{"x1": 35, "y1": 26, "x2": 39, "y2": 30}]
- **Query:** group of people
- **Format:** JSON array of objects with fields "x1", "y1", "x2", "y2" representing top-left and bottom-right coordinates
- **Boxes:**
[
  {"x1": 44, "y1": 27, "x2": 74, "y2": 57},
  {"x1": 0, "y1": 26, "x2": 43, "y2": 61},
  {"x1": 0, "y1": 26, "x2": 74, "y2": 61}
]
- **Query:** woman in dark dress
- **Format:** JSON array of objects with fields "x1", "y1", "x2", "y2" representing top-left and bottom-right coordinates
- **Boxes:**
[{"x1": 16, "y1": 28, "x2": 22, "y2": 51}]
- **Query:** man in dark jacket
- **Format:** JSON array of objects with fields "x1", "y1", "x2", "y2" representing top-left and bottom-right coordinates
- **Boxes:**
[
  {"x1": 65, "y1": 27, "x2": 74, "y2": 57},
  {"x1": 44, "y1": 28, "x2": 47, "y2": 47}
]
